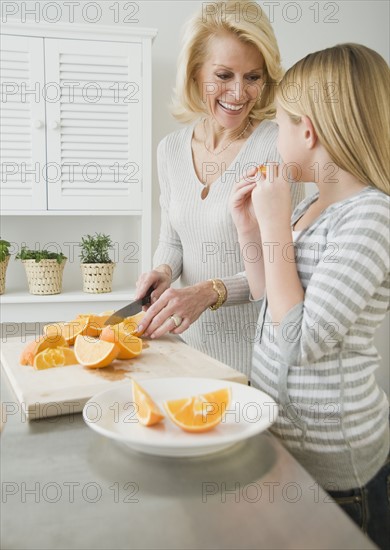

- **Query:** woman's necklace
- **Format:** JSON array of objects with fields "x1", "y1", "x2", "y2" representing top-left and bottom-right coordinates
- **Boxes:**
[{"x1": 201, "y1": 118, "x2": 251, "y2": 200}]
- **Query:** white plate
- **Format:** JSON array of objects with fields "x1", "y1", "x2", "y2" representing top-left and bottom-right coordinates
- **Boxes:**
[{"x1": 83, "y1": 377, "x2": 278, "y2": 457}]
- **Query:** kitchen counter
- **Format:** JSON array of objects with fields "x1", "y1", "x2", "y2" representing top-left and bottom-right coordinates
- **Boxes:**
[{"x1": 0, "y1": 368, "x2": 376, "y2": 550}]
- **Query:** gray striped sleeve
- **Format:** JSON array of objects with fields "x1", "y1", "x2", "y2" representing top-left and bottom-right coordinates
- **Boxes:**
[{"x1": 277, "y1": 196, "x2": 390, "y2": 366}]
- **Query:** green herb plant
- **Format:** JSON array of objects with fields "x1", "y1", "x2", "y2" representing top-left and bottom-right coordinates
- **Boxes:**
[
  {"x1": 15, "y1": 246, "x2": 67, "y2": 264},
  {"x1": 79, "y1": 233, "x2": 113, "y2": 264},
  {"x1": 0, "y1": 239, "x2": 11, "y2": 262}
]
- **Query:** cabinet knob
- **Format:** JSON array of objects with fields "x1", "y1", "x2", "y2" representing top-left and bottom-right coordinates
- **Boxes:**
[
  {"x1": 33, "y1": 119, "x2": 43, "y2": 129},
  {"x1": 50, "y1": 121, "x2": 60, "y2": 130}
]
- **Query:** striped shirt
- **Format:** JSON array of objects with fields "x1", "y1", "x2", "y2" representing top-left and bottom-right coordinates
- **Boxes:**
[
  {"x1": 252, "y1": 187, "x2": 390, "y2": 490},
  {"x1": 153, "y1": 120, "x2": 304, "y2": 376}
]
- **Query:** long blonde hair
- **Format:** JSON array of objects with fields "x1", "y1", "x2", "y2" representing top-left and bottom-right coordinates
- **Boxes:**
[
  {"x1": 277, "y1": 43, "x2": 390, "y2": 195},
  {"x1": 171, "y1": 0, "x2": 283, "y2": 123}
]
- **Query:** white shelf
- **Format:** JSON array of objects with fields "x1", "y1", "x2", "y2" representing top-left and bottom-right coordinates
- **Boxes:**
[
  {"x1": 0, "y1": 288, "x2": 137, "y2": 323},
  {"x1": 0, "y1": 287, "x2": 136, "y2": 304}
]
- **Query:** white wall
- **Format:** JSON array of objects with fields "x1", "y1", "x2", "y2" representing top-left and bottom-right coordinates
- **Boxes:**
[{"x1": 3, "y1": 1, "x2": 389, "y2": 394}]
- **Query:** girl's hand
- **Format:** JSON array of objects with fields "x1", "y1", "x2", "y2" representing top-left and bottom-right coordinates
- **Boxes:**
[
  {"x1": 252, "y1": 165, "x2": 293, "y2": 229},
  {"x1": 135, "y1": 265, "x2": 172, "y2": 307},
  {"x1": 229, "y1": 166, "x2": 260, "y2": 236}
]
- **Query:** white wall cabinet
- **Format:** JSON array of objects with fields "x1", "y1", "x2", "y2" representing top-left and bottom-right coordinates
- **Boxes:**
[
  {"x1": 45, "y1": 38, "x2": 143, "y2": 211},
  {"x1": 0, "y1": 23, "x2": 157, "y2": 322}
]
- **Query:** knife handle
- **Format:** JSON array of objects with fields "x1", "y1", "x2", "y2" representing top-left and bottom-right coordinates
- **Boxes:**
[{"x1": 141, "y1": 285, "x2": 154, "y2": 306}]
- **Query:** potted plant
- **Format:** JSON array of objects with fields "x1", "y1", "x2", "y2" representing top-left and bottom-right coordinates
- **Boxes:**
[
  {"x1": 0, "y1": 239, "x2": 11, "y2": 294},
  {"x1": 16, "y1": 247, "x2": 67, "y2": 295},
  {"x1": 79, "y1": 233, "x2": 115, "y2": 293}
]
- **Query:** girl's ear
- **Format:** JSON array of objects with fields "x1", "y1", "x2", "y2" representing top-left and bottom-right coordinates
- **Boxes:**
[{"x1": 301, "y1": 115, "x2": 318, "y2": 149}]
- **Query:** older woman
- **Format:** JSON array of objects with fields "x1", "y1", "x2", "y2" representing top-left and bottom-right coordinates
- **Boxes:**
[{"x1": 135, "y1": 0, "x2": 304, "y2": 377}]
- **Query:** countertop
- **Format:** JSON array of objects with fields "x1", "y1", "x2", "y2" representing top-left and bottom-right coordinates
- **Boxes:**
[{"x1": 0, "y1": 368, "x2": 376, "y2": 550}]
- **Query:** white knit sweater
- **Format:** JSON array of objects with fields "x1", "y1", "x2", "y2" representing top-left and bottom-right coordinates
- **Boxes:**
[{"x1": 153, "y1": 120, "x2": 304, "y2": 376}]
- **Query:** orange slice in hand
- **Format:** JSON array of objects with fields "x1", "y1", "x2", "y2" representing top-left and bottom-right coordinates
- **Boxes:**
[
  {"x1": 257, "y1": 164, "x2": 267, "y2": 176},
  {"x1": 100, "y1": 325, "x2": 143, "y2": 360},
  {"x1": 164, "y1": 387, "x2": 231, "y2": 433},
  {"x1": 132, "y1": 380, "x2": 165, "y2": 427},
  {"x1": 74, "y1": 335, "x2": 119, "y2": 368},
  {"x1": 20, "y1": 334, "x2": 69, "y2": 366},
  {"x1": 33, "y1": 347, "x2": 78, "y2": 370}
]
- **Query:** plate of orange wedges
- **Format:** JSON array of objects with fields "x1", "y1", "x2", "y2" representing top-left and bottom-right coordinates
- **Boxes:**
[{"x1": 83, "y1": 378, "x2": 278, "y2": 457}]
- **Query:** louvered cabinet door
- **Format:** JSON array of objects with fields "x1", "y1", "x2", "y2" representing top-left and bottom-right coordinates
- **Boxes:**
[
  {"x1": 45, "y1": 39, "x2": 142, "y2": 211},
  {"x1": 0, "y1": 35, "x2": 47, "y2": 210}
]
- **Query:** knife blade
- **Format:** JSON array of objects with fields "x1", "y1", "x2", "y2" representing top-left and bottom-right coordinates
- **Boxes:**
[{"x1": 104, "y1": 286, "x2": 154, "y2": 326}]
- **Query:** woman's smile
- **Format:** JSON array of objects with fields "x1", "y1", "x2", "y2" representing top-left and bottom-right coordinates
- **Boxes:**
[{"x1": 217, "y1": 100, "x2": 246, "y2": 113}]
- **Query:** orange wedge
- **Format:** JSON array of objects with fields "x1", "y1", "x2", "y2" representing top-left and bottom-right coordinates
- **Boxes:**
[
  {"x1": 43, "y1": 318, "x2": 90, "y2": 346},
  {"x1": 76, "y1": 313, "x2": 113, "y2": 337},
  {"x1": 132, "y1": 380, "x2": 165, "y2": 426},
  {"x1": 257, "y1": 164, "x2": 267, "y2": 176},
  {"x1": 164, "y1": 387, "x2": 231, "y2": 433},
  {"x1": 20, "y1": 334, "x2": 69, "y2": 366},
  {"x1": 33, "y1": 347, "x2": 78, "y2": 370},
  {"x1": 74, "y1": 335, "x2": 120, "y2": 368},
  {"x1": 100, "y1": 325, "x2": 143, "y2": 360}
]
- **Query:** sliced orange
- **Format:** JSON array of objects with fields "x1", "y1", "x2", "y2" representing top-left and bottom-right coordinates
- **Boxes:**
[
  {"x1": 43, "y1": 318, "x2": 90, "y2": 346},
  {"x1": 74, "y1": 334, "x2": 120, "y2": 368},
  {"x1": 33, "y1": 347, "x2": 78, "y2": 370},
  {"x1": 100, "y1": 325, "x2": 143, "y2": 360},
  {"x1": 20, "y1": 334, "x2": 69, "y2": 366},
  {"x1": 164, "y1": 387, "x2": 231, "y2": 433},
  {"x1": 257, "y1": 164, "x2": 267, "y2": 176},
  {"x1": 132, "y1": 380, "x2": 165, "y2": 426},
  {"x1": 122, "y1": 311, "x2": 146, "y2": 337},
  {"x1": 76, "y1": 313, "x2": 114, "y2": 337}
]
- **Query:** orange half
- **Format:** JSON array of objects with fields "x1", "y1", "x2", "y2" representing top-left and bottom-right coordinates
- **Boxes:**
[
  {"x1": 164, "y1": 387, "x2": 231, "y2": 433},
  {"x1": 132, "y1": 380, "x2": 165, "y2": 427},
  {"x1": 74, "y1": 335, "x2": 119, "y2": 368}
]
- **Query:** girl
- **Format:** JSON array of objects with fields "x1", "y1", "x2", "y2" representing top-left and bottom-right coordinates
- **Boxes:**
[{"x1": 230, "y1": 43, "x2": 389, "y2": 548}]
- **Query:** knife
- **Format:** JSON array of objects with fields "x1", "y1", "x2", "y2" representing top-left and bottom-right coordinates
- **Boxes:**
[{"x1": 104, "y1": 286, "x2": 154, "y2": 326}]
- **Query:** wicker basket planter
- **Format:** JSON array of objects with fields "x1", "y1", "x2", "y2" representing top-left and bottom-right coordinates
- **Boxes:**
[
  {"x1": 0, "y1": 255, "x2": 10, "y2": 294},
  {"x1": 81, "y1": 263, "x2": 115, "y2": 293},
  {"x1": 22, "y1": 259, "x2": 66, "y2": 295}
]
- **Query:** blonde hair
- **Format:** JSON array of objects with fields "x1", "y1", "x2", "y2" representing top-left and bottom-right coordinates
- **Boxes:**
[
  {"x1": 277, "y1": 43, "x2": 390, "y2": 195},
  {"x1": 171, "y1": 0, "x2": 283, "y2": 123}
]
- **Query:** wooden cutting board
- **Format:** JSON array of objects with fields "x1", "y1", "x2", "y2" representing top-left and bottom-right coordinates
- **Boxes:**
[{"x1": 1, "y1": 336, "x2": 247, "y2": 420}]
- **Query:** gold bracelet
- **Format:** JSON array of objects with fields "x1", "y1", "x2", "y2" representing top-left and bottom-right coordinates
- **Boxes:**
[{"x1": 208, "y1": 279, "x2": 227, "y2": 311}]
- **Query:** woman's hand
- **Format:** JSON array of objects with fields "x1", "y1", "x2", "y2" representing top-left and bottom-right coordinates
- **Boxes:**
[
  {"x1": 138, "y1": 281, "x2": 217, "y2": 339},
  {"x1": 135, "y1": 265, "x2": 172, "y2": 306},
  {"x1": 251, "y1": 165, "x2": 292, "y2": 230},
  {"x1": 229, "y1": 166, "x2": 260, "y2": 237}
]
